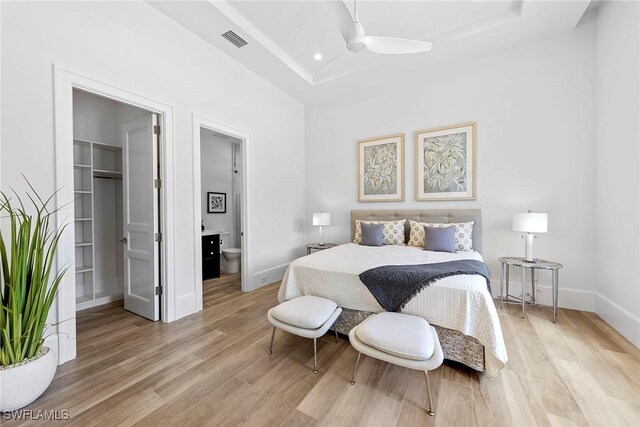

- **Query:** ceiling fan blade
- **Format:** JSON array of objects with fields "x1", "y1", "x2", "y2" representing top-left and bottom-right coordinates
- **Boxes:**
[
  {"x1": 313, "y1": 51, "x2": 356, "y2": 83},
  {"x1": 365, "y1": 36, "x2": 432, "y2": 54},
  {"x1": 327, "y1": 0, "x2": 359, "y2": 44}
]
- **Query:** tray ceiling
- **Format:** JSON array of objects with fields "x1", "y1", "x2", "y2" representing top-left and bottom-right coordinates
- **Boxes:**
[{"x1": 148, "y1": 0, "x2": 592, "y2": 103}]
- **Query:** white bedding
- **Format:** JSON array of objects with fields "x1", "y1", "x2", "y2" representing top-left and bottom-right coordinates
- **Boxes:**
[{"x1": 279, "y1": 243, "x2": 508, "y2": 376}]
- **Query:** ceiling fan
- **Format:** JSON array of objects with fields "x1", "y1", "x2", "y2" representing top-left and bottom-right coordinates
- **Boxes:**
[{"x1": 314, "y1": 0, "x2": 432, "y2": 82}]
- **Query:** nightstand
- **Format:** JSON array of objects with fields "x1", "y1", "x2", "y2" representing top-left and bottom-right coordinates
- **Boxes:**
[
  {"x1": 306, "y1": 243, "x2": 337, "y2": 255},
  {"x1": 498, "y1": 257, "x2": 563, "y2": 322}
]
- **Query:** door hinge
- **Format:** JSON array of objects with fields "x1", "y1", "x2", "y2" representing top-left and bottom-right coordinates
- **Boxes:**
[
  {"x1": 155, "y1": 286, "x2": 162, "y2": 296},
  {"x1": 154, "y1": 179, "x2": 161, "y2": 189},
  {"x1": 153, "y1": 125, "x2": 161, "y2": 135},
  {"x1": 155, "y1": 232, "x2": 162, "y2": 242}
]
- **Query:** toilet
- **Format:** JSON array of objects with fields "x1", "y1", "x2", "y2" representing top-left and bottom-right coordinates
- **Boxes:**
[{"x1": 220, "y1": 232, "x2": 241, "y2": 274}]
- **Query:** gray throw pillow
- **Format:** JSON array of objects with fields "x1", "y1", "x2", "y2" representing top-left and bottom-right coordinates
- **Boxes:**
[
  {"x1": 361, "y1": 223, "x2": 384, "y2": 246},
  {"x1": 424, "y1": 225, "x2": 456, "y2": 253}
]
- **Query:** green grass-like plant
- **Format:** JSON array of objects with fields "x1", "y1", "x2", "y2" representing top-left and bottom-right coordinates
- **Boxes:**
[{"x1": 0, "y1": 181, "x2": 68, "y2": 367}]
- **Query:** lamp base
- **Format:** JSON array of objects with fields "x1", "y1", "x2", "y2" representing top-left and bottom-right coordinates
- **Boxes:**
[{"x1": 524, "y1": 233, "x2": 534, "y2": 261}]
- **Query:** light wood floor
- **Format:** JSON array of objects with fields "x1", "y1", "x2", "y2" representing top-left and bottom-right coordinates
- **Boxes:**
[{"x1": 8, "y1": 277, "x2": 640, "y2": 426}]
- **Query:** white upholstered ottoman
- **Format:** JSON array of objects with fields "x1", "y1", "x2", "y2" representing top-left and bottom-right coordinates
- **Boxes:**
[
  {"x1": 348, "y1": 312, "x2": 444, "y2": 416},
  {"x1": 267, "y1": 296, "x2": 342, "y2": 373}
]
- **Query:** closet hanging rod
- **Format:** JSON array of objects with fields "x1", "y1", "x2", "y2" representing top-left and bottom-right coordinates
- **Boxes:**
[{"x1": 94, "y1": 175, "x2": 122, "y2": 180}]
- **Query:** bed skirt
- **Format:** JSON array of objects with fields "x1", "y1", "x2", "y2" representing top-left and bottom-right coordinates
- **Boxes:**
[{"x1": 332, "y1": 307, "x2": 485, "y2": 372}]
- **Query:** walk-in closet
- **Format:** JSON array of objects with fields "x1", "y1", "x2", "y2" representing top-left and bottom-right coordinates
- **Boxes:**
[{"x1": 72, "y1": 89, "x2": 155, "y2": 313}]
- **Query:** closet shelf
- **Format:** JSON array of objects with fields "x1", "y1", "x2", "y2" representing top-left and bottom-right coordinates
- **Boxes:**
[
  {"x1": 75, "y1": 265, "x2": 93, "y2": 274},
  {"x1": 93, "y1": 169, "x2": 123, "y2": 179},
  {"x1": 73, "y1": 106, "x2": 126, "y2": 313},
  {"x1": 73, "y1": 137, "x2": 116, "y2": 147},
  {"x1": 76, "y1": 296, "x2": 92, "y2": 305},
  {"x1": 94, "y1": 289, "x2": 123, "y2": 300},
  {"x1": 92, "y1": 141, "x2": 122, "y2": 152}
]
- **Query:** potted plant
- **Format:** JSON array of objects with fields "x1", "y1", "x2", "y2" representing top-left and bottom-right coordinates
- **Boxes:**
[{"x1": 0, "y1": 183, "x2": 68, "y2": 411}]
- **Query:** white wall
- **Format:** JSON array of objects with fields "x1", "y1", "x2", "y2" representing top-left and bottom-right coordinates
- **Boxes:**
[
  {"x1": 200, "y1": 129, "x2": 237, "y2": 245},
  {"x1": 595, "y1": 1, "x2": 640, "y2": 346},
  {"x1": 306, "y1": 17, "x2": 597, "y2": 310},
  {"x1": 1, "y1": 0, "x2": 306, "y2": 336},
  {"x1": 73, "y1": 90, "x2": 119, "y2": 145}
]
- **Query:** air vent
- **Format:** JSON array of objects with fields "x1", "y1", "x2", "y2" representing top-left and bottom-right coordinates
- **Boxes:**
[{"x1": 221, "y1": 30, "x2": 248, "y2": 48}]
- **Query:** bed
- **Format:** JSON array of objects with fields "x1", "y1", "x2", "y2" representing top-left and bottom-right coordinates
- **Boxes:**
[{"x1": 278, "y1": 209, "x2": 507, "y2": 376}]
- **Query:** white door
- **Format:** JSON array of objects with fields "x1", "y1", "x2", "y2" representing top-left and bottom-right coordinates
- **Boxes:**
[{"x1": 122, "y1": 115, "x2": 160, "y2": 321}]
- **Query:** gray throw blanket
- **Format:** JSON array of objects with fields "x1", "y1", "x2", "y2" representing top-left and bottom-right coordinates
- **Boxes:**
[{"x1": 359, "y1": 260, "x2": 491, "y2": 312}]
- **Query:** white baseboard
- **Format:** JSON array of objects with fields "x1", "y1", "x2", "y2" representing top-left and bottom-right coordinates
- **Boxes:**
[
  {"x1": 252, "y1": 263, "x2": 289, "y2": 290},
  {"x1": 489, "y1": 279, "x2": 595, "y2": 312},
  {"x1": 595, "y1": 293, "x2": 640, "y2": 348},
  {"x1": 490, "y1": 278, "x2": 639, "y2": 347}
]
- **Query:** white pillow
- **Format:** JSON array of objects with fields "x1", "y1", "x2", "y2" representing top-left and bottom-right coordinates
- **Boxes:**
[
  {"x1": 408, "y1": 220, "x2": 474, "y2": 251},
  {"x1": 354, "y1": 219, "x2": 406, "y2": 245}
]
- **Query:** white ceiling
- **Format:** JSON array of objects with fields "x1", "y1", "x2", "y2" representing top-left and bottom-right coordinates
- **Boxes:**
[{"x1": 148, "y1": 0, "x2": 592, "y2": 104}]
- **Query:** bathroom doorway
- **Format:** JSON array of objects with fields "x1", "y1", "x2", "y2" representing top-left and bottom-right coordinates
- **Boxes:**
[{"x1": 193, "y1": 116, "x2": 252, "y2": 303}]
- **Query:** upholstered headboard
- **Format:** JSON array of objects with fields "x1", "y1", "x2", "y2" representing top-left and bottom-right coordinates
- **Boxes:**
[{"x1": 350, "y1": 209, "x2": 482, "y2": 252}]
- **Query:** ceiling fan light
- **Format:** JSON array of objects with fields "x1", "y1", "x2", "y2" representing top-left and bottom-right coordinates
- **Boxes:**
[{"x1": 348, "y1": 40, "x2": 366, "y2": 53}]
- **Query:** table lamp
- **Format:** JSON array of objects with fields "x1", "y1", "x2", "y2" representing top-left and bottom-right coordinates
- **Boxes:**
[
  {"x1": 512, "y1": 211, "x2": 548, "y2": 261},
  {"x1": 313, "y1": 212, "x2": 331, "y2": 245}
]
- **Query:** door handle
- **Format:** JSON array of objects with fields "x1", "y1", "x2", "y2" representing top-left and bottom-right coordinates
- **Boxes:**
[{"x1": 119, "y1": 237, "x2": 127, "y2": 244}]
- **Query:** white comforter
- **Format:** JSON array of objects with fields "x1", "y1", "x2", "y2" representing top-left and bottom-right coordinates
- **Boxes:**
[{"x1": 279, "y1": 243, "x2": 508, "y2": 376}]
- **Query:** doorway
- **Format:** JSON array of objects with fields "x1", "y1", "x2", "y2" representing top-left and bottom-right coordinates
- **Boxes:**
[
  {"x1": 54, "y1": 67, "x2": 177, "y2": 364},
  {"x1": 199, "y1": 128, "x2": 243, "y2": 292},
  {"x1": 193, "y1": 115, "x2": 252, "y2": 307},
  {"x1": 72, "y1": 89, "x2": 162, "y2": 321}
]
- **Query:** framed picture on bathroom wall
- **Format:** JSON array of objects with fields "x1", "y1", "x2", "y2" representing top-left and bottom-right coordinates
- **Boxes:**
[{"x1": 207, "y1": 192, "x2": 226, "y2": 213}]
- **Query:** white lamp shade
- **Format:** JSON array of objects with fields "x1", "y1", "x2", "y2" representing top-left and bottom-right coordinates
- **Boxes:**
[
  {"x1": 512, "y1": 213, "x2": 548, "y2": 233},
  {"x1": 313, "y1": 212, "x2": 331, "y2": 227}
]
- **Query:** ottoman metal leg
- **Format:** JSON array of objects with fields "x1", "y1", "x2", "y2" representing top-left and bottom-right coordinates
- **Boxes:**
[
  {"x1": 424, "y1": 371, "x2": 435, "y2": 416},
  {"x1": 350, "y1": 352, "x2": 362, "y2": 385},
  {"x1": 313, "y1": 338, "x2": 318, "y2": 374},
  {"x1": 334, "y1": 327, "x2": 339, "y2": 343},
  {"x1": 268, "y1": 326, "x2": 276, "y2": 354}
]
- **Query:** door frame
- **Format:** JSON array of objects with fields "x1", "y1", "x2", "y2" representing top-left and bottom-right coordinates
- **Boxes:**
[
  {"x1": 53, "y1": 66, "x2": 176, "y2": 364},
  {"x1": 192, "y1": 114, "x2": 252, "y2": 305}
]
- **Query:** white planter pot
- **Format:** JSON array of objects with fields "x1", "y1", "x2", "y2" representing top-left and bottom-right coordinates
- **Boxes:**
[{"x1": 0, "y1": 347, "x2": 57, "y2": 411}]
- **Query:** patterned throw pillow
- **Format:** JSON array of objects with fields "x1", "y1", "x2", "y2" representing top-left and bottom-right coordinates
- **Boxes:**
[
  {"x1": 354, "y1": 220, "x2": 406, "y2": 245},
  {"x1": 408, "y1": 220, "x2": 474, "y2": 251}
]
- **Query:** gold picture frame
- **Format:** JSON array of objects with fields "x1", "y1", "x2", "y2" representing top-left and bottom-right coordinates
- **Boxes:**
[
  {"x1": 358, "y1": 133, "x2": 405, "y2": 202},
  {"x1": 415, "y1": 122, "x2": 477, "y2": 201}
]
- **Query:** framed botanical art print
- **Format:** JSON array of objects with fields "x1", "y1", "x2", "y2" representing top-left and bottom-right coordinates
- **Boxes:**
[
  {"x1": 415, "y1": 122, "x2": 476, "y2": 201},
  {"x1": 358, "y1": 133, "x2": 405, "y2": 202},
  {"x1": 207, "y1": 192, "x2": 226, "y2": 213}
]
